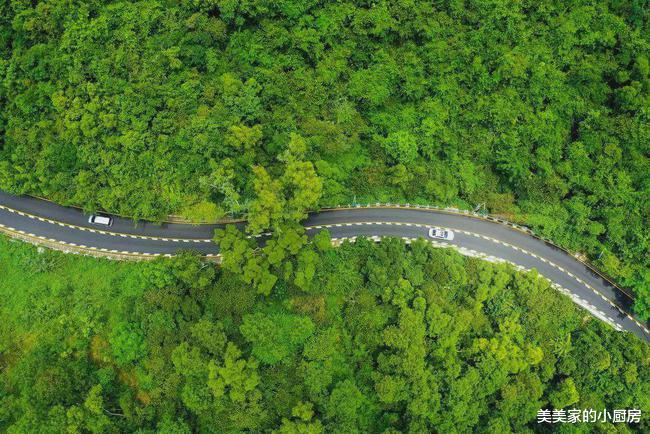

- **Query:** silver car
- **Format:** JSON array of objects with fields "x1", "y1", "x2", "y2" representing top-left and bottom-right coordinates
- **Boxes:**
[
  {"x1": 88, "y1": 214, "x2": 113, "y2": 226},
  {"x1": 428, "y1": 227, "x2": 454, "y2": 240}
]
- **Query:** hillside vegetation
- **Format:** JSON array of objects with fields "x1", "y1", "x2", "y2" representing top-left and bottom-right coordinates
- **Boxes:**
[
  {"x1": 0, "y1": 2, "x2": 648, "y2": 311},
  {"x1": 0, "y1": 235, "x2": 648, "y2": 432}
]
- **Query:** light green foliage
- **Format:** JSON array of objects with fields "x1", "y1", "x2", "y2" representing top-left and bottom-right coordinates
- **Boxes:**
[
  {"x1": 549, "y1": 378, "x2": 581, "y2": 409},
  {"x1": 263, "y1": 226, "x2": 308, "y2": 266},
  {"x1": 214, "y1": 224, "x2": 278, "y2": 295},
  {"x1": 380, "y1": 130, "x2": 419, "y2": 164},
  {"x1": 216, "y1": 173, "x2": 317, "y2": 295},
  {"x1": 208, "y1": 343, "x2": 260, "y2": 403},
  {"x1": 312, "y1": 229, "x2": 332, "y2": 252},
  {"x1": 376, "y1": 305, "x2": 440, "y2": 429},
  {"x1": 247, "y1": 134, "x2": 323, "y2": 235},
  {"x1": 300, "y1": 327, "x2": 349, "y2": 398},
  {"x1": 240, "y1": 313, "x2": 315, "y2": 365},
  {"x1": 276, "y1": 401, "x2": 324, "y2": 434},
  {"x1": 214, "y1": 224, "x2": 254, "y2": 271},
  {"x1": 248, "y1": 166, "x2": 285, "y2": 235},
  {"x1": 208, "y1": 342, "x2": 266, "y2": 428},
  {"x1": 109, "y1": 322, "x2": 147, "y2": 366},
  {"x1": 325, "y1": 379, "x2": 367, "y2": 429},
  {"x1": 294, "y1": 249, "x2": 320, "y2": 291},
  {"x1": 156, "y1": 418, "x2": 192, "y2": 434},
  {"x1": 180, "y1": 200, "x2": 225, "y2": 223}
]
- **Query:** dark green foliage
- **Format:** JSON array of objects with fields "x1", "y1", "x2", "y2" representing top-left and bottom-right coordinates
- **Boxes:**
[
  {"x1": 1, "y1": 236, "x2": 648, "y2": 432},
  {"x1": 0, "y1": 0, "x2": 648, "y2": 315}
]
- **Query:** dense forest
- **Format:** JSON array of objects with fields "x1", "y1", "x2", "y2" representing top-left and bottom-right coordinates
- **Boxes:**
[
  {"x1": 0, "y1": 0, "x2": 648, "y2": 317},
  {"x1": 1, "y1": 2, "x2": 648, "y2": 431},
  {"x1": 0, "y1": 235, "x2": 648, "y2": 432}
]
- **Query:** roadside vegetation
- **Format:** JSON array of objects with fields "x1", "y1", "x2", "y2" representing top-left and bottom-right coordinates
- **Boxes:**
[
  {"x1": 1, "y1": 0, "x2": 648, "y2": 317},
  {"x1": 0, "y1": 235, "x2": 648, "y2": 432}
]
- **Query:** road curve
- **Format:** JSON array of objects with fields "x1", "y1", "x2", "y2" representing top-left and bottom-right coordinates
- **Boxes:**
[{"x1": 0, "y1": 190, "x2": 647, "y2": 343}]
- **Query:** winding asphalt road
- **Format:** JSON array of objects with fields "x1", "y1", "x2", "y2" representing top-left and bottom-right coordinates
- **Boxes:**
[{"x1": 0, "y1": 190, "x2": 647, "y2": 343}]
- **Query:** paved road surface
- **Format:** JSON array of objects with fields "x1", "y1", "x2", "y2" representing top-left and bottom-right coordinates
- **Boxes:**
[{"x1": 0, "y1": 190, "x2": 647, "y2": 343}]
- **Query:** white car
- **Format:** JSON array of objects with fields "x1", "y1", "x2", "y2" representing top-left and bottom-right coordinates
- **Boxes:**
[
  {"x1": 428, "y1": 227, "x2": 454, "y2": 241},
  {"x1": 88, "y1": 214, "x2": 113, "y2": 226}
]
